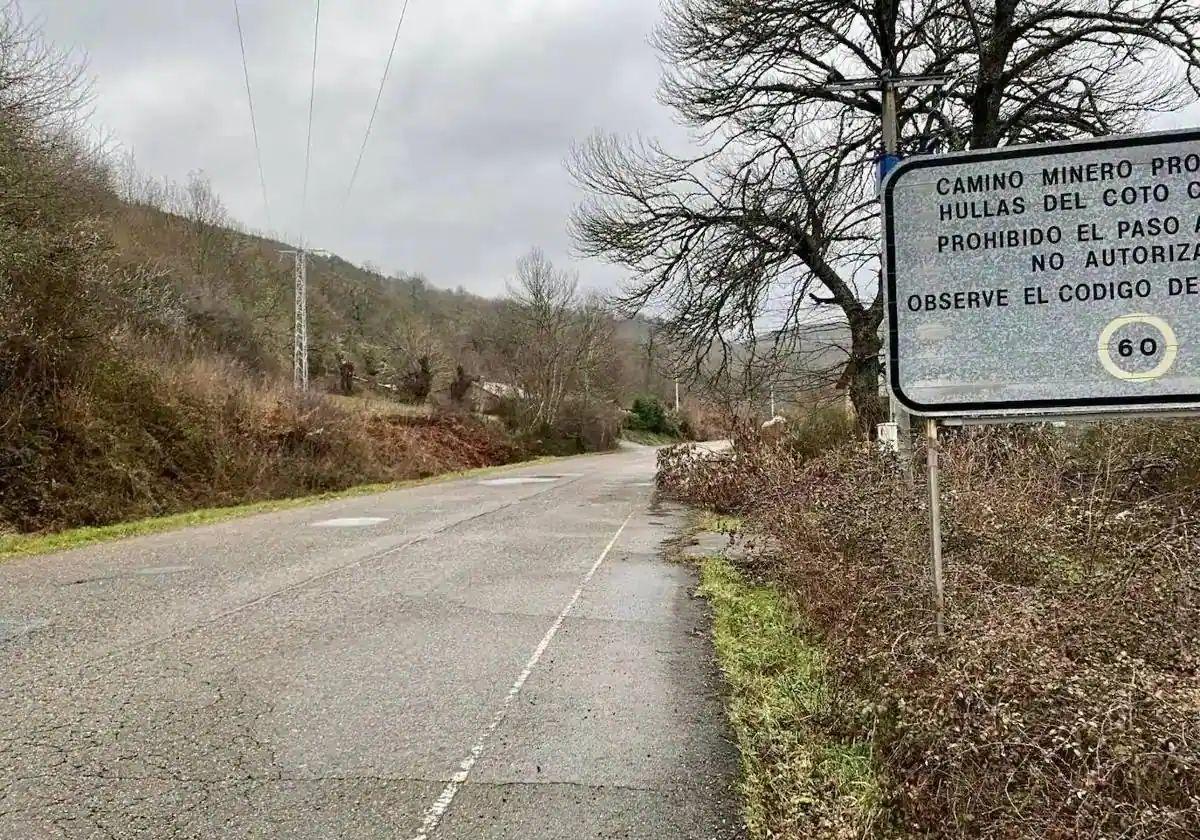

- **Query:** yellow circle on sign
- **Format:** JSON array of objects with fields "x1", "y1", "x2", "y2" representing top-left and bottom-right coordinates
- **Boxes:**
[{"x1": 1097, "y1": 314, "x2": 1179, "y2": 382}]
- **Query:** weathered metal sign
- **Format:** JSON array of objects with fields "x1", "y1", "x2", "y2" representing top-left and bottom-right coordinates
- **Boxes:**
[{"x1": 884, "y1": 129, "x2": 1200, "y2": 417}]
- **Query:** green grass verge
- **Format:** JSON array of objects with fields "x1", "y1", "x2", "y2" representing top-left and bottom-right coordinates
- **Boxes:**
[
  {"x1": 0, "y1": 457, "x2": 558, "y2": 562},
  {"x1": 696, "y1": 511, "x2": 744, "y2": 535},
  {"x1": 622, "y1": 429, "x2": 685, "y2": 447},
  {"x1": 698, "y1": 555, "x2": 881, "y2": 838}
]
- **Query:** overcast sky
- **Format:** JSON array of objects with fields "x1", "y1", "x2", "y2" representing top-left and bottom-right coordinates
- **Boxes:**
[
  {"x1": 24, "y1": 0, "x2": 687, "y2": 296},
  {"x1": 21, "y1": 2, "x2": 1200, "y2": 301}
]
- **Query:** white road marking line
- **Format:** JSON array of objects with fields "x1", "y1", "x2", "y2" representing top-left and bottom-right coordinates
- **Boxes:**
[
  {"x1": 133, "y1": 566, "x2": 192, "y2": 575},
  {"x1": 312, "y1": 517, "x2": 389, "y2": 527},
  {"x1": 407, "y1": 510, "x2": 635, "y2": 840}
]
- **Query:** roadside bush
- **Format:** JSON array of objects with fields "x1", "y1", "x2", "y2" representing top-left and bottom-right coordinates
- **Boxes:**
[
  {"x1": 662, "y1": 423, "x2": 1200, "y2": 838},
  {"x1": 657, "y1": 438, "x2": 768, "y2": 514},
  {"x1": 627, "y1": 396, "x2": 678, "y2": 435},
  {"x1": 783, "y1": 404, "x2": 858, "y2": 461},
  {"x1": 490, "y1": 395, "x2": 622, "y2": 455},
  {"x1": 555, "y1": 395, "x2": 623, "y2": 452}
]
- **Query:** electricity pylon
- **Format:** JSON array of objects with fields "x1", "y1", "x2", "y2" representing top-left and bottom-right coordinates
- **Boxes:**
[{"x1": 280, "y1": 247, "x2": 325, "y2": 391}]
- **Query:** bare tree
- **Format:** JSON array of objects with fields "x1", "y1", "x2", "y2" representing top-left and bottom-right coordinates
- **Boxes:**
[
  {"x1": 181, "y1": 170, "x2": 229, "y2": 274},
  {"x1": 571, "y1": 0, "x2": 1200, "y2": 431},
  {"x1": 0, "y1": 1, "x2": 92, "y2": 134},
  {"x1": 388, "y1": 316, "x2": 449, "y2": 401},
  {"x1": 501, "y1": 249, "x2": 615, "y2": 429},
  {"x1": 0, "y1": 2, "x2": 105, "y2": 437}
]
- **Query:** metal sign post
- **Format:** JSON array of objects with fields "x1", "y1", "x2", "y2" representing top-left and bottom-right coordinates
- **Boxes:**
[
  {"x1": 925, "y1": 418, "x2": 945, "y2": 637},
  {"x1": 821, "y1": 71, "x2": 953, "y2": 481}
]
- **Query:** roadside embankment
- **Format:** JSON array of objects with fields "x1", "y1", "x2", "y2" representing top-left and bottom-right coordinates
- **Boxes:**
[
  {"x1": 662, "y1": 422, "x2": 1200, "y2": 838},
  {"x1": 1, "y1": 355, "x2": 522, "y2": 540}
]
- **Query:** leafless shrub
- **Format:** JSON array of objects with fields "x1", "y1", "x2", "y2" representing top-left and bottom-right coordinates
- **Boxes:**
[
  {"x1": 663, "y1": 423, "x2": 1200, "y2": 838},
  {"x1": 0, "y1": 0, "x2": 93, "y2": 133}
]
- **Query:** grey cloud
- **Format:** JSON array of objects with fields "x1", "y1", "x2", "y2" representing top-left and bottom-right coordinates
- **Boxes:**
[{"x1": 25, "y1": 0, "x2": 686, "y2": 296}]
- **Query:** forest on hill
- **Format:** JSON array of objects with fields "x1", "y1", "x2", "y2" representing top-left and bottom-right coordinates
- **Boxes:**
[
  {"x1": 0, "y1": 6, "x2": 695, "y2": 536},
  {"x1": 110, "y1": 159, "x2": 683, "y2": 408}
]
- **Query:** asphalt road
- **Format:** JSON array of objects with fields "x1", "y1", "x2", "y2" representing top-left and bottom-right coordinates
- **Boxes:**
[{"x1": 0, "y1": 444, "x2": 741, "y2": 839}]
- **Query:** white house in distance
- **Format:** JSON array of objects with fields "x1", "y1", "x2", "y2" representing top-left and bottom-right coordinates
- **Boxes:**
[{"x1": 468, "y1": 381, "x2": 526, "y2": 415}]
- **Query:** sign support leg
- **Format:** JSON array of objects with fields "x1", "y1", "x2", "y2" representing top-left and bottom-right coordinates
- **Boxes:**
[{"x1": 926, "y1": 418, "x2": 945, "y2": 637}]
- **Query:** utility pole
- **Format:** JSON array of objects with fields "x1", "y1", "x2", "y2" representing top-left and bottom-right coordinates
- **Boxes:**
[
  {"x1": 294, "y1": 250, "x2": 309, "y2": 390},
  {"x1": 880, "y1": 76, "x2": 914, "y2": 478},
  {"x1": 279, "y1": 249, "x2": 310, "y2": 390},
  {"x1": 820, "y1": 70, "x2": 954, "y2": 482},
  {"x1": 675, "y1": 379, "x2": 680, "y2": 412},
  {"x1": 770, "y1": 385, "x2": 776, "y2": 418}
]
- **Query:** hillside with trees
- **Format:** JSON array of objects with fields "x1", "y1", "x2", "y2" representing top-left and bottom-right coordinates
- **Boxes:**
[
  {"x1": 0, "y1": 5, "x2": 694, "y2": 536},
  {"x1": 108, "y1": 158, "x2": 682, "y2": 413}
]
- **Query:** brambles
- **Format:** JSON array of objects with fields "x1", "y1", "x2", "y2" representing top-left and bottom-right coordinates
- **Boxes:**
[{"x1": 662, "y1": 423, "x2": 1200, "y2": 838}]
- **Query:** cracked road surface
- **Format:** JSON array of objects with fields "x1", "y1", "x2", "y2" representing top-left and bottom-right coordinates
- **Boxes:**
[{"x1": 0, "y1": 445, "x2": 741, "y2": 838}]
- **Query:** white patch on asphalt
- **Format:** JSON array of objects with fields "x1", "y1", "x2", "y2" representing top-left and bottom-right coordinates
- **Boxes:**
[
  {"x1": 311, "y1": 517, "x2": 389, "y2": 528},
  {"x1": 408, "y1": 510, "x2": 636, "y2": 840},
  {"x1": 477, "y1": 473, "x2": 580, "y2": 487}
]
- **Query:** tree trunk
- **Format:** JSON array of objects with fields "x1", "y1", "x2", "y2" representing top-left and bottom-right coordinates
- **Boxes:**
[{"x1": 846, "y1": 323, "x2": 884, "y2": 435}]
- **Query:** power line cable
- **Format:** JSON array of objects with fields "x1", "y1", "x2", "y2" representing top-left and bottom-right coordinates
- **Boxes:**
[
  {"x1": 233, "y1": 0, "x2": 271, "y2": 229},
  {"x1": 301, "y1": 0, "x2": 321, "y2": 243},
  {"x1": 344, "y1": 0, "x2": 413, "y2": 202}
]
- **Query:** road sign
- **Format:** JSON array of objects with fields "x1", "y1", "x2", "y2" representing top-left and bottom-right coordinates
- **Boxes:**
[{"x1": 883, "y1": 128, "x2": 1200, "y2": 417}]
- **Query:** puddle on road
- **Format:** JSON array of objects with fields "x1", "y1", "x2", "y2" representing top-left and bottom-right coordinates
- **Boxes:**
[{"x1": 311, "y1": 517, "x2": 389, "y2": 528}]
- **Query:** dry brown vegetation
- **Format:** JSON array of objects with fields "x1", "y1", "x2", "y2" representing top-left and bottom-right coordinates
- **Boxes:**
[
  {"x1": 3, "y1": 355, "x2": 517, "y2": 534},
  {"x1": 659, "y1": 421, "x2": 1200, "y2": 838}
]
